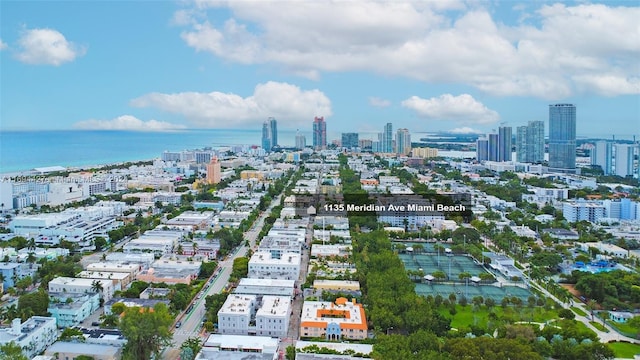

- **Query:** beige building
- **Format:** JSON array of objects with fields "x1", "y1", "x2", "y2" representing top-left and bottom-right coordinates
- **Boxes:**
[
  {"x1": 412, "y1": 147, "x2": 439, "y2": 158},
  {"x1": 206, "y1": 157, "x2": 221, "y2": 185},
  {"x1": 300, "y1": 297, "x2": 368, "y2": 341}
]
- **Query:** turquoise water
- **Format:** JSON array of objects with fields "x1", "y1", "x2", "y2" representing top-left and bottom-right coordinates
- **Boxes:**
[{"x1": 0, "y1": 129, "x2": 306, "y2": 173}]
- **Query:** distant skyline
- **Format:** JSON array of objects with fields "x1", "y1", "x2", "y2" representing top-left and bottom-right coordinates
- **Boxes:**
[{"x1": 1, "y1": 1, "x2": 638, "y2": 138}]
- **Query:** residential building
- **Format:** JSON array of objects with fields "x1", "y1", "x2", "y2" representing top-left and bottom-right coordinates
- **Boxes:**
[
  {"x1": 614, "y1": 143, "x2": 635, "y2": 177},
  {"x1": 313, "y1": 116, "x2": 327, "y2": 150},
  {"x1": 476, "y1": 137, "x2": 489, "y2": 161},
  {"x1": 198, "y1": 334, "x2": 278, "y2": 360},
  {"x1": 269, "y1": 117, "x2": 278, "y2": 148},
  {"x1": 562, "y1": 200, "x2": 606, "y2": 223},
  {"x1": 0, "y1": 317, "x2": 57, "y2": 359},
  {"x1": 206, "y1": 157, "x2": 221, "y2": 185},
  {"x1": 498, "y1": 126, "x2": 512, "y2": 162},
  {"x1": 300, "y1": 298, "x2": 368, "y2": 341},
  {"x1": 488, "y1": 133, "x2": 499, "y2": 161},
  {"x1": 295, "y1": 131, "x2": 306, "y2": 150},
  {"x1": 48, "y1": 292, "x2": 100, "y2": 328},
  {"x1": 217, "y1": 294, "x2": 257, "y2": 335},
  {"x1": 341, "y1": 133, "x2": 359, "y2": 149},
  {"x1": 234, "y1": 278, "x2": 296, "y2": 298},
  {"x1": 0, "y1": 262, "x2": 34, "y2": 289},
  {"x1": 412, "y1": 147, "x2": 438, "y2": 158},
  {"x1": 86, "y1": 262, "x2": 142, "y2": 277},
  {"x1": 77, "y1": 271, "x2": 132, "y2": 290},
  {"x1": 382, "y1": 123, "x2": 393, "y2": 153},
  {"x1": 248, "y1": 251, "x2": 301, "y2": 280},
  {"x1": 548, "y1": 103, "x2": 577, "y2": 173},
  {"x1": 136, "y1": 259, "x2": 201, "y2": 285},
  {"x1": 590, "y1": 141, "x2": 613, "y2": 175},
  {"x1": 524, "y1": 120, "x2": 544, "y2": 163},
  {"x1": 48, "y1": 277, "x2": 115, "y2": 302},
  {"x1": 395, "y1": 128, "x2": 411, "y2": 155},
  {"x1": 44, "y1": 342, "x2": 122, "y2": 360},
  {"x1": 255, "y1": 295, "x2": 291, "y2": 337}
]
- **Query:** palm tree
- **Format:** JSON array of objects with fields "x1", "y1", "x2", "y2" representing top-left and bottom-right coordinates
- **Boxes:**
[
  {"x1": 587, "y1": 299, "x2": 598, "y2": 319},
  {"x1": 433, "y1": 270, "x2": 447, "y2": 282},
  {"x1": 91, "y1": 280, "x2": 103, "y2": 294}
]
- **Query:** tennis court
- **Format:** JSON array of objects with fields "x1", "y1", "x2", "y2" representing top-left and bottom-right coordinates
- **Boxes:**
[
  {"x1": 415, "y1": 283, "x2": 533, "y2": 302},
  {"x1": 397, "y1": 247, "x2": 534, "y2": 302},
  {"x1": 399, "y1": 252, "x2": 485, "y2": 281}
]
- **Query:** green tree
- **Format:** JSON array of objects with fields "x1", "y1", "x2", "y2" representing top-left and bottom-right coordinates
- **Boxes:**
[
  {"x1": 0, "y1": 341, "x2": 27, "y2": 360},
  {"x1": 59, "y1": 327, "x2": 86, "y2": 342},
  {"x1": 119, "y1": 303, "x2": 173, "y2": 360},
  {"x1": 110, "y1": 302, "x2": 127, "y2": 315},
  {"x1": 181, "y1": 337, "x2": 202, "y2": 358},
  {"x1": 17, "y1": 289, "x2": 49, "y2": 318}
]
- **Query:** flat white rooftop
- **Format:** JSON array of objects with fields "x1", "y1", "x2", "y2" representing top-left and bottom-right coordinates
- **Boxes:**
[
  {"x1": 256, "y1": 296, "x2": 291, "y2": 317},
  {"x1": 219, "y1": 294, "x2": 256, "y2": 315},
  {"x1": 203, "y1": 334, "x2": 278, "y2": 352}
]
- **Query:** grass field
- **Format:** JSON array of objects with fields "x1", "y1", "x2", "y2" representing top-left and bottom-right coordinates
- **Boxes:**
[
  {"x1": 607, "y1": 320, "x2": 639, "y2": 337},
  {"x1": 608, "y1": 342, "x2": 640, "y2": 359},
  {"x1": 571, "y1": 306, "x2": 587, "y2": 316},
  {"x1": 439, "y1": 305, "x2": 559, "y2": 329},
  {"x1": 589, "y1": 321, "x2": 609, "y2": 332}
]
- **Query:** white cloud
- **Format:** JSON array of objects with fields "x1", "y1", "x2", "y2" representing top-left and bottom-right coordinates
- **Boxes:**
[
  {"x1": 449, "y1": 126, "x2": 482, "y2": 134},
  {"x1": 369, "y1": 97, "x2": 391, "y2": 108},
  {"x1": 176, "y1": 2, "x2": 640, "y2": 98},
  {"x1": 16, "y1": 28, "x2": 85, "y2": 66},
  {"x1": 0, "y1": 39, "x2": 7, "y2": 51},
  {"x1": 73, "y1": 115, "x2": 186, "y2": 131},
  {"x1": 130, "y1": 81, "x2": 332, "y2": 128},
  {"x1": 401, "y1": 94, "x2": 499, "y2": 125}
]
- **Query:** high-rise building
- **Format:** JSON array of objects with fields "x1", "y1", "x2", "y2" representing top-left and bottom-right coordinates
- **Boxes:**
[
  {"x1": 498, "y1": 126, "x2": 512, "y2": 162},
  {"x1": 295, "y1": 131, "x2": 306, "y2": 150},
  {"x1": 341, "y1": 133, "x2": 359, "y2": 149},
  {"x1": 591, "y1": 141, "x2": 613, "y2": 175},
  {"x1": 548, "y1": 104, "x2": 577, "y2": 173},
  {"x1": 206, "y1": 157, "x2": 221, "y2": 185},
  {"x1": 395, "y1": 128, "x2": 411, "y2": 155},
  {"x1": 476, "y1": 137, "x2": 489, "y2": 162},
  {"x1": 269, "y1": 118, "x2": 278, "y2": 148},
  {"x1": 312, "y1": 117, "x2": 327, "y2": 150},
  {"x1": 261, "y1": 117, "x2": 278, "y2": 151},
  {"x1": 358, "y1": 139, "x2": 372, "y2": 151},
  {"x1": 614, "y1": 144, "x2": 635, "y2": 177},
  {"x1": 262, "y1": 120, "x2": 272, "y2": 151},
  {"x1": 488, "y1": 133, "x2": 499, "y2": 161},
  {"x1": 382, "y1": 123, "x2": 393, "y2": 153},
  {"x1": 516, "y1": 121, "x2": 544, "y2": 163}
]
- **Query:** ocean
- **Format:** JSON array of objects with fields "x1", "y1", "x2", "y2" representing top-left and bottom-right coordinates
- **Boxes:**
[{"x1": 0, "y1": 129, "x2": 306, "y2": 174}]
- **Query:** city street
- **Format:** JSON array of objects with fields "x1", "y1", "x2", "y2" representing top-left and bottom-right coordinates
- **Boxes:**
[{"x1": 162, "y1": 193, "x2": 284, "y2": 360}]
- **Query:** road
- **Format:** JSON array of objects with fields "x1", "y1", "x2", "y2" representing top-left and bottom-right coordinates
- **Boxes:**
[{"x1": 162, "y1": 193, "x2": 284, "y2": 360}]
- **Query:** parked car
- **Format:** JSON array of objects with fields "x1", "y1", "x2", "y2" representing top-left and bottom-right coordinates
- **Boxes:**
[{"x1": 176, "y1": 321, "x2": 182, "y2": 328}]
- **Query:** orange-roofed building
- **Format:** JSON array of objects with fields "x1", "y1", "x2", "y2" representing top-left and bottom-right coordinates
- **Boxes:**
[{"x1": 299, "y1": 297, "x2": 367, "y2": 341}]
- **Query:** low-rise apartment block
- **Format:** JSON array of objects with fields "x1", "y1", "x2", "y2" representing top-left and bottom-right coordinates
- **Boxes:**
[{"x1": 248, "y1": 251, "x2": 301, "y2": 280}]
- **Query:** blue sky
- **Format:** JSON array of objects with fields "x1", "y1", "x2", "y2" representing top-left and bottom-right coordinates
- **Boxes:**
[{"x1": 1, "y1": 0, "x2": 638, "y2": 139}]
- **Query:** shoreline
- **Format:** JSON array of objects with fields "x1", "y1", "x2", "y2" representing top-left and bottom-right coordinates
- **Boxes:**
[{"x1": 0, "y1": 159, "x2": 157, "y2": 178}]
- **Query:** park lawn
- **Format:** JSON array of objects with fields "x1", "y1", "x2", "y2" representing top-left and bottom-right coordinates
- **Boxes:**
[
  {"x1": 571, "y1": 306, "x2": 587, "y2": 316},
  {"x1": 440, "y1": 305, "x2": 558, "y2": 329},
  {"x1": 607, "y1": 320, "x2": 639, "y2": 335},
  {"x1": 608, "y1": 342, "x2": 640, "y2": 359},
  {"x1": 589, "y1": 321, "x2": 609, "y2": 332},
  {"x1": 572, "y1": 320, "x2": 597, "y2": 338}
]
